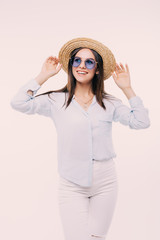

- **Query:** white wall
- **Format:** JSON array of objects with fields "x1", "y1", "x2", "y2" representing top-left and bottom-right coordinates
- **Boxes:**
[{"x1": 1, "y1": 0, "x2": 159, "y2": 240}]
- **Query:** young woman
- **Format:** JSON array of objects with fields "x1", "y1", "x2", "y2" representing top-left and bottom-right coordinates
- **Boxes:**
[{"x1": 10, "y1": 37, "x2": 150, "y2": 240}]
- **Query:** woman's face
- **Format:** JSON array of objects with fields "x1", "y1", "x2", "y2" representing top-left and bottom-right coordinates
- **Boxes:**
[{"x1": 72, "y1": 48, "x2": 99, "y2": 84}]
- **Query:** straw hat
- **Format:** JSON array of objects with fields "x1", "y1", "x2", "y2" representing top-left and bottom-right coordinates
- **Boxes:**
[{"x1": 58, "y1": 37, "x2": 116, "y2": 81}]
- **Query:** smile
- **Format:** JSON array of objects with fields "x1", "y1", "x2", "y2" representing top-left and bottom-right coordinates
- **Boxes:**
[{"x1": 77, "y1": 71, "x2": 88, "y2": 75}]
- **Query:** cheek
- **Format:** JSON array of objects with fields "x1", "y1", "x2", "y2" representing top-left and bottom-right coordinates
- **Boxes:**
[
  {"x1": 72, "y1": 68, "x2": 77, "y2": 76},
  {"x1": 90, "y1": 69, "x2": 96, "y2": 76}
]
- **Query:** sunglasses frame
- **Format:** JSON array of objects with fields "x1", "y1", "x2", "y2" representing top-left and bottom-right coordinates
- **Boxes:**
[{"x1": 69, "y1": 56, "x2": 98, "y2": 70}]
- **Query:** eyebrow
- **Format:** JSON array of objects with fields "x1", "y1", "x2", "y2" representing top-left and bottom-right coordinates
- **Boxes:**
[{"x1": 75, "y1": 56, "x2": 95, "y2": 61}]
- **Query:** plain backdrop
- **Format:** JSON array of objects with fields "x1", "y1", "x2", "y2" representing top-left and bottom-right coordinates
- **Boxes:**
[{"x1": 1, "y1": 0, "x2": 159, "y2": 240}]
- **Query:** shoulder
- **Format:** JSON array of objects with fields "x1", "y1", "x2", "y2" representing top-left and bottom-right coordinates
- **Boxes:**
[
  {"x1": 47, "y1": 91, "x2": 67, "y2": 108},
  {"x1": 48, "y1": 91, "x2": 66, "y2": 100},
  {"x1": 102, "y1": 94, "x2": 122, "y2": 109}
]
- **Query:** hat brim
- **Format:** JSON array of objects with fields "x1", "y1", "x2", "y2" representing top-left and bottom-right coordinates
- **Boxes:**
[{"x1": 58, "y1": 37, "x2": 116, "y2": 81}]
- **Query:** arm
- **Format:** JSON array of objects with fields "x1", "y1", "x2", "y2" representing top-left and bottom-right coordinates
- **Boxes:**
[
  {"x1": 111, "y1": 63, "x2": 151, "y2": 129},
  {"x1": 10, "y1": 56, "x2": 62, "y2": 117},
  {"x1": 10, "y1": 78, "x2": 53, "y2": 117},
  {"x1": 112, "y1": 95, "x2": 150, "y2": 129}
]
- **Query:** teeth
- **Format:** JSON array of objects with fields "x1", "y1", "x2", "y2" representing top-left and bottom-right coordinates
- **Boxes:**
[{"x1": 77, "y1": 71, "x2": 87, "y2": 74}]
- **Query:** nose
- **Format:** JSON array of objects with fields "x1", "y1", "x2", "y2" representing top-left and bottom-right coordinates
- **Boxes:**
[{"x1": 79, "y1": 60, "x2": 86, "y2": 69}]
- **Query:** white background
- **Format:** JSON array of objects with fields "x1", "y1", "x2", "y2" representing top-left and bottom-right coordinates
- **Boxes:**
[{"x1": 1, "y1": 0, "x2": 159, "y2": 240}]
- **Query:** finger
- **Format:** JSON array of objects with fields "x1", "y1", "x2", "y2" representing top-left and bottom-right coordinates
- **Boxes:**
[
  {"x1": 111, "y1": 72, "x2": 116, "y2": 80},
  {"x1": 51, "y1": 57, "x2": 59, "y2": 63},
  {"x1": 115, "y1": 66, "x2": 121, "y2": 73},
  {"x1": 47, "y1": 56, "x2": 57, "y2": 61},
  {"x1": 48, "y1": 57, "x2": 58, "y2": 65},
  {"x1": 125, "y1": 63, "x2": 130, "y2": 74},
  {"x1": 116, "y1": 63, "x2": 121, "y2": 70},
  {"x1": 119, "y1": 62, "x2": 125, "y2": 70},
  {"x1": 47, "y1": 56, "x2": 53, "y2": 60},
  {"x1": 114, "y1": 67, "x2": 120, "y2": 74},
  {"x1": 52, "y1": 61, "x2": 57, "y2": 65},
  {"x1": 56, "y1": 63, "x2": 62, "y2": 72},
  {"x1": 51, "y1": 56, "x2": 58, "y2": 60},
  {"x1": 46, "y1": 56, "x2": 54, "y2": 62}
]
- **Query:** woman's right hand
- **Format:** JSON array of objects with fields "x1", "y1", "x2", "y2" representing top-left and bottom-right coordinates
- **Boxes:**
[
  {"x1": 40, "y1": 56, "x2": 62, "y2": 79},
  {"x1": 34, "y1": 56, "x2": 63, "y2": 86}
]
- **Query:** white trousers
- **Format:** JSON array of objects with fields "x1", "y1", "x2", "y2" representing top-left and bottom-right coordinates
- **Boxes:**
[{"x1": 57, "y1": 158, "x2": 118, "y2": 240}]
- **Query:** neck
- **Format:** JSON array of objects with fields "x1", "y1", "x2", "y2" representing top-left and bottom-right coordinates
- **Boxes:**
[{"x1": 74, "y1": 82, "x2": 94, "y2": 98}]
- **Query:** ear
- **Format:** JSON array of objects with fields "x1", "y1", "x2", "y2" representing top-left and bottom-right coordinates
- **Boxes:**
[{"x1": 95, "y1": 66, "x2": 99, "y2": 74}]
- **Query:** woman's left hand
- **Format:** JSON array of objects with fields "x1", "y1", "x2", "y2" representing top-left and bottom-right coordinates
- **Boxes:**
[{"x1": 111, "y1": 63, "x2": 132, "y2": 90}]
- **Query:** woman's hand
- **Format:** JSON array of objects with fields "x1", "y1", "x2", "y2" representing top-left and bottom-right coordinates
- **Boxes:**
[
  {"x1": 111, "y1": 63, "x2": 132, "y2": 90},
  {"x1": 40, "y1": 56, "x2": 62, "y2": 79}
]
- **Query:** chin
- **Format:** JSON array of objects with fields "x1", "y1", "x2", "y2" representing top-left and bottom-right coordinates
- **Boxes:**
[
  {"x1": 74, "y1": 74, "x2": 93, "y2": 83},
  {"x1": 76, "y1": 78, "x2": 92, "y2": 84}
]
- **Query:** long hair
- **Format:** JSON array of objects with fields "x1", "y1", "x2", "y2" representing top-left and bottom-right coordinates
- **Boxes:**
[{"x1": 35, "y1": 47, "x2": 116, "y2": 110}]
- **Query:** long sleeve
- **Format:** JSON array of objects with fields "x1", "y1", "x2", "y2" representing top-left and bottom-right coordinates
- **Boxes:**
[
  {"x1": 10, "y1": 78, "x2": 53, "y2": 118},
  {"x1": 112, "y1": 95, "x2": 150, "y2": 129}
]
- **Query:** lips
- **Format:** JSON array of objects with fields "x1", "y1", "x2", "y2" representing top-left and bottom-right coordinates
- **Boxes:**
[{"x1": 76, "y1": 70, "x2": 88, "y2": 74}]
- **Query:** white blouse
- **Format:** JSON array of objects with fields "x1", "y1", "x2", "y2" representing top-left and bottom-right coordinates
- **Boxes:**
[{"x1": 10, "y1": 78, "x2": 151, "y2": 187}]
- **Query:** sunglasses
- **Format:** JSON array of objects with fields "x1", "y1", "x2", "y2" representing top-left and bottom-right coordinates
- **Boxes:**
[{"x1": 70, "y1": 56, "x2": 98, "y2": 70}]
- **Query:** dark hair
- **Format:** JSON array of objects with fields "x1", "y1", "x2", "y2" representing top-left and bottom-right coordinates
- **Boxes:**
[{"x1": 35, "y1": 47, "x2": 116, "y2": 110}]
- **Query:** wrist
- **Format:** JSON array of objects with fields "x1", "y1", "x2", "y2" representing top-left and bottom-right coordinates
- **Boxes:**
[
  {"x1": 121, "y1": 86, "x2": 132, "y2": 91},
  {"x1": 122, "y1": 86, "x2": 136, "y2": 100},
  {"x1": 35, "y1": 72, "x2": 49, "y2": 86}
]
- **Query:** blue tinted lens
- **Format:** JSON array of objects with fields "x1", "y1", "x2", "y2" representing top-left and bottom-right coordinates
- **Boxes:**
[
  {"x1": 72, "y1": 57, "x2": 81, "y2": 67},
  {"x1": 71, "y1": 57, "x2": 96, "y2": 69},
  {"x1": 86, "y1": 59, "x2": 95, "y2": 69}
]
